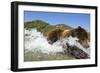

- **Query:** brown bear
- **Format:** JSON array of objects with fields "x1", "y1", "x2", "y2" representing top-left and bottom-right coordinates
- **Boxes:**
[
  {"x1": 47, "y1": 28, "x2": 64, "y2": 44},
  {"x1": 47, "y1": 26, "x2": 89, "y2": 48}
]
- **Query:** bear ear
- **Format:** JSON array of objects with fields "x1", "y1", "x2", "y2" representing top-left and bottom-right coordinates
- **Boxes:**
[{"x1": 77, "y1": 26, "x2": 82, "y2": 29}]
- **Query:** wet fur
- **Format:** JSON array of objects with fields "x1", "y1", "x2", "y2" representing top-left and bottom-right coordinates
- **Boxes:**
[{"x1": 47, "y1": 26, "x2": 89, "y2": 48}]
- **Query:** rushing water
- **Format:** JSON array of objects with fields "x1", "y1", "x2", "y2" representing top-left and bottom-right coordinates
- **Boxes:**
[{"x1": 24, "y1": 29, "x2": 90, "y2": 56}]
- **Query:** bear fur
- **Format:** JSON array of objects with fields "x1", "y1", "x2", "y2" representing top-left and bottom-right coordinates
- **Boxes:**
[
  {"x1": 47, "y1": 28, "x2": 64, "y2": 44},
  {"x1": 47, "y1": 26, "x2": 90, "y2": 59},
  {"x1": 47, "y1": 26, "x2": 89, "y2": 48}
]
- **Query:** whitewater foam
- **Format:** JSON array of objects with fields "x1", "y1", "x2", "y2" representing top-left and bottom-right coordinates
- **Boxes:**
[
  {"x1": 24, "y1": 29, "x2": 90, "y2": 55},
  {"x1": 25, "y1": 29, "x2": 64, "y2": 54}
]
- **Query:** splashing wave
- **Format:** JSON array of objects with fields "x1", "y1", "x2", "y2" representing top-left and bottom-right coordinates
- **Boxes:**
[{"x1": 25, "y1": 29, "x2": 90, "y2": 56}]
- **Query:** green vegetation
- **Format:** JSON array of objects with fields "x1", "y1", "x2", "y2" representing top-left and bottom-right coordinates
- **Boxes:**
[{"x1": 24, "y1": 20, "x2": 72, "y2": 36}]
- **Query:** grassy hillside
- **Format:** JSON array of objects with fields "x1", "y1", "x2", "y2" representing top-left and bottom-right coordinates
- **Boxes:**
[{"x1": 24, "y1": 20, "x2": 72, "y2": 36}]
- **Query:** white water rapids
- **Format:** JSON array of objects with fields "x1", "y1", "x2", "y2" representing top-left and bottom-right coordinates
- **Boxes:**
[{"x1": 24, "y1": 29, "x2": 90, "y2": 56}]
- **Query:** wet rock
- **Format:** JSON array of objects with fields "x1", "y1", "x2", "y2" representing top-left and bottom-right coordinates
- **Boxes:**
[{"x1": 65, "y1": 43, "x2": 89, "y2": 59}]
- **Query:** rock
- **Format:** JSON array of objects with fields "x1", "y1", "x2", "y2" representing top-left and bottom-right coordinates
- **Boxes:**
[{"x1": 65, "y1": 43, "x2": 89, "y2": 59}]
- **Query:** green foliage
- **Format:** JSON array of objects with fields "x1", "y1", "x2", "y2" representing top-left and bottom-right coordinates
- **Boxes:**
[
  {"x1": 24, "y1": 20, "x2": 72, "y2": 36},
  {"x1": 24, "y1": 20, "x2": 49, "y2": 31}
]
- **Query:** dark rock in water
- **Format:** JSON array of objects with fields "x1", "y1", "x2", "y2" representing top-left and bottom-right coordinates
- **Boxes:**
[{"x1": 65, "y1": 43, "x2": 89, "y2": 59}]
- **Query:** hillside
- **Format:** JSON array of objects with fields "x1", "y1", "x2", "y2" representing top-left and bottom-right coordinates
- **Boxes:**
[{"x1": 24, "y1": 20, "x2": 73, "y2": 36}]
